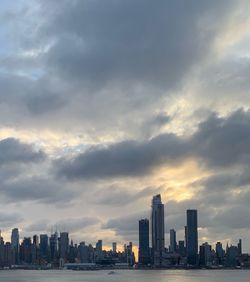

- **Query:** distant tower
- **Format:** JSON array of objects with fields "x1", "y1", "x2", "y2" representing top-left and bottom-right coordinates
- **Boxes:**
[
  {"x1": 169, "y1": 229, "x2": 177, "y2": 253},
  {"x1": 151, "y1": 194, "x2": 165, "y2": 266},
  {"x1": 112, "y1": 242, "x2": 117, "y2": 253},
  {"x1": 11, "y1": 228, "x2": 20, "y2": 264},
  {"x1": 238, "y1": 239, "x2": 242, "y2": 255},
  {"x1": 139, "y1": 218, "x2": 150, "y2": 265},
  {"x1": 186, "y1": 209, "x2": 198, "y2": 265}
]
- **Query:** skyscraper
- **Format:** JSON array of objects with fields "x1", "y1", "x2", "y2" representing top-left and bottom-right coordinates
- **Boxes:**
[
  {"x1": 59, "y1": 232, "x2": 69, "y2": 261},
  {"x1": 139, "y1": 218, "x2": 150, "y2": 265},
  {"x1": 40, "y1": 234, "x2": 49, "y2": 261},
  {"x1": 169, "y1": 229, "x2": 177, "y2": 253},
  {"x1": 186, "y1": 209, "x2": 198, "y2": 266},
  {"x1": 50, "y1": 232, "x2": 59, "y2": 262},
  {"x1": 151, "y1": 194, "x2": 165, "y2": 266},
  {"x1": 11, "y1": 228, "x2": 19, "y2": 265},
  {"x1": 112, "y1": 242, "x2": 117, "y2": 253}
]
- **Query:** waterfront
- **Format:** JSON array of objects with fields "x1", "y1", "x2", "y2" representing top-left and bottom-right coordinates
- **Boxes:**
[{"x1": 0, "y1": 270, "x2": 250, "y2": 282}]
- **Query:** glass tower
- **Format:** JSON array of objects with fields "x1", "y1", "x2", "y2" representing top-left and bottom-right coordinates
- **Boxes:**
[
  {"x1": 151, "y1": 194, "x2": 165, "y2": 266},
  {"x1": 186, "y1": 209, "x2": 198, "y2": 265}
]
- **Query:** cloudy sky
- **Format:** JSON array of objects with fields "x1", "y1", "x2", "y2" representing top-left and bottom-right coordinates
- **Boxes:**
[{"x1": 1, "y1": 0, "x2": 250, "y2": 252}]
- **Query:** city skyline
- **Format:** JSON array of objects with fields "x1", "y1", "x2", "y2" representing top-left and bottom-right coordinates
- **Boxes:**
[
  {"x1": 0, "y1": 194, "x2": 246, "y2": 269},
  {"x1": 0, "y1": 193, "x2": 244, "y2": 255},
  {"x1": 1, "y1": 0, "x2": 250, "y2": 256},
  {"x1": 0, "y1": 192, "x2": 248, "y2": 252}
]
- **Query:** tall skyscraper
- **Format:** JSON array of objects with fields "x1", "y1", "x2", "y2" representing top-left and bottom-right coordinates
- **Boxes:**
[
  {"x1": 186, "y1": 209, "x2": 198, "y2": 266},
  {"x1": 139, "y1": 218, "x2": 150, "y2": 265},
  {"x1": 11, "y1": 228, "x2": 19, "y2": 264},
  {"x1": 40, "y1": 234, "x2": 49, "y2": 260},
  {"x1": 216, "y1": 242, "x2": 224, "y2": 265},
  {"x1": 169, "y1": 229, "x2": 177, "y2": 253},
  {"x1": 151, "y1": 194, "x2": 165, "y2": 266},
  {"x1": 59, "y1": 232, "x2": 69, "y2": 261},
  {"x1": 50, "y1": 232, "x2": 59, "y2": 262}
]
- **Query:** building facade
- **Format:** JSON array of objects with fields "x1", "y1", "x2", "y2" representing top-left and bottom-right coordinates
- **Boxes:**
[
  {"x1": 151, "y1": 194, "x2": 165, "y2": 266},
  {"x1": 139, "y1": 218, "x2": 150, "y2": 265},
  {"x1": 186, "y1": 209, "x2": 198, "y2": 266}
]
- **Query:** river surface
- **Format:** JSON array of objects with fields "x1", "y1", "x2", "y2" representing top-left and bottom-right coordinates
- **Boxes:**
[{"x1": 0, "y1": 269, "x2": 249, "y2": 282}]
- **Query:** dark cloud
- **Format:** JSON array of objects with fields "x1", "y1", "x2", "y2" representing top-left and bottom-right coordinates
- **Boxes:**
[
  {"x1": 55, "y1": 133, "x2": 188, "y2": 179},
  {"x1": 41, "y1": 0, "x2": 235, "y2": 92},
  {"x1": 0, "y1": 0, "x2": 241, "y2": 138},
  {"x1": 0, "y1": 138, "x2": 46, "y2": 164},
  {"x1": 192, "y1": 109, "x2": 250, "y2": 167},
  {"x1": 55, "y1": 109, "x2": 250, "y2": 180}
]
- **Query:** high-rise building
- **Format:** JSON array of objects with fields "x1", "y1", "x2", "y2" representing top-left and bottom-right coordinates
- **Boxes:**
[
  {"x1": 216, "y1": 242, "x2": 224, "y2": 265},
  {"x1": 199, "y1": 242, "x2": 212, "y2": 267},
  {"x1": 126, "y1": 242, "x2": 134, "y2": 266},
  {"x1": 112, "y1": 242, "x2": 117, "y2": 253},
  {"x1": 95, "y1": 239, "x2": 103, "y2": 261},
  {"x1": 20, "y1": 237, "x2": 32, "y2": 264},
  {"x1": 40, "y1": 234, "x2": 49, "y2": 261},
  {"x1": 186, "y1": 209, "x2": 198, "y2": 266},
  {"x1": 139, "y1": 218, "x2": 150, "y2": 265},
  {"x1": 78, "y1": 242, "x2": 89, "y2": 263},
  {"x1": 50, "y1": 232, "x2": 59, "y2": 262},
  {"x1": 59, "y1": 232, "x2": 69, "y2": 261},
  {"x1": 169, "y1": 229, "x2": 177, "y2": 253},
  {"x1": 151, "y1": 194, "x2": 165, "y2": 266},
  {"x1": 178, "y1": 240, "x2": 186, "y2": 257},
  {"x1": 0, "y1": 231, "x2": 4, "y2": 267},
  {"x1": 96, "y1": 240, "x2": 102, "y2": 252},
  {"x1": 238, "y1": 239, "x2": 242, "y2": 255},
  {"x1": 4, "y1": 242, "x2": 12, "y2": 266},
  {"x1": 33, "y1": 235, "x2": 39, "y2": 247},
  {"x1": 11, "y1": 228, "x2": 20, "y2": 265}
]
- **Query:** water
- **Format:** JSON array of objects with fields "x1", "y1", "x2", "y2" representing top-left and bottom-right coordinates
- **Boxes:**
[{"x1": 0, "y1": 269, "x2": 249, "y2": 282}]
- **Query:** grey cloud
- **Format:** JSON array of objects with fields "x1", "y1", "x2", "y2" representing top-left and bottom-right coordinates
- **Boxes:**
[
  {"x1": 140, "y1": 113, "x2": 171, "y2": 139},
  {"x1": 103, "y1": 211, "x2": 148, "y2": 241},
  {"x1": 0, "y1": 74, "x2": 66, "y2": 116},
  {"x1": 0, "y1": 138, "x2": 46, "y2": 165},
  {"x1": 0, "y1": 212, "x2": 23, "y2": 228},
  {"x1": 26, "y1": 92, "x2": 65, "y2": 115},
  {"x1": 55, "y1": 133, "x2": 188, "y2": 179},
  {"x1": 55, "y1": 109, "x2": 250, "y2": 180},
  {"x1": 194, "y1": 170, "x2": 250, "y2": 192},
  {"x1": 25, "y1": 217, "x2": 100, "y2": 234},
  {"x1": 0, "y1": 0, "x2": 241, "y2": 139},
  {"x1": 192, "y1": 109, "x2": 250, "y2": 167},
  {"x1": 40, "y1": 0, "x2": 237, "y2": 94},
  {"x1": 95, "y1": 186, "x2": 162, "y2": 206},
  {"x1": 213, "y1": 206, "x2": 250, "y2": 229},
  {"x1": 0, "y1": 177, "x2": 75, "y2": 204},
  {"x1": 200, "y1": 57, "x2": 250, "y2": 98}
]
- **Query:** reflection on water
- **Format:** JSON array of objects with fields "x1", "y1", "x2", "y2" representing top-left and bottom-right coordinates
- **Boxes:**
[{"x1": 0, "y1": 269, "x2": 250, "y2": 282}]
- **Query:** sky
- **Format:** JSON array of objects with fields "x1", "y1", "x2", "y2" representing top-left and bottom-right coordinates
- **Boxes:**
[{"x1": 1, "y1": 0, "x2": 250, "y2": 252}]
